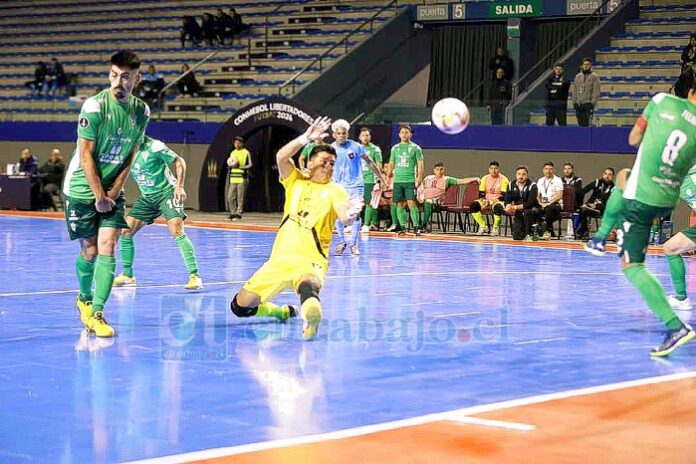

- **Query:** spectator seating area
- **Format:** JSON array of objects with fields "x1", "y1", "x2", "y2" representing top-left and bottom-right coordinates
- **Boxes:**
[
  {"x1": 0, "y1": 0, "x2": 411, "y2": 122},
  {"x1": 530, "y1": 1, "x2": 695, "y2": 126}
]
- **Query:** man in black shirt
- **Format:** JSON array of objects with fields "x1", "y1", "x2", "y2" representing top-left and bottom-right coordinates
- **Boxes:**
[
  {"x1": 575, "y1": 167, "x2": 615, "y2": 240},
  {"x1": 545, "y1": 64, "x2": 571, "y2": 126},
  {"x1": 486, "y1": 67, "x2": 512, "y2": 125},
  {"x1": 504, "y1": 165, "x2": 540, "y2": 240},
  {"x1": 39, "y1": 148, "x2": 65, "y2": 210}
]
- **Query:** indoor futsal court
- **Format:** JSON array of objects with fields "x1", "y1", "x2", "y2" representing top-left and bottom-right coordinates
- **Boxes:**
[{"x1": 2, "y1": 212, "x2": 696, "y2": 464}]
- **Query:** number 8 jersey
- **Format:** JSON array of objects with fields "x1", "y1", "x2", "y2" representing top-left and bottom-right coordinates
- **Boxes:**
[
  {"x1": 63, "y1": 89, "x2": 150, "y2": 200},
  {"x1": 624, "y1": 92, "x2": 696, "y2": 208}
]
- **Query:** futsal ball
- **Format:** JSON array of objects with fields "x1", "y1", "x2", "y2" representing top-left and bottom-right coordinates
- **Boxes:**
[{"x1": 431, "y1": 98, "x2": 470, "y2": 134}]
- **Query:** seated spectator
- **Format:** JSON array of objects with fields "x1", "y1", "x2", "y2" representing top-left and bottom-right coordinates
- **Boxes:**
[
  {"x1": 18, "y1": 147, "x2": 38, "y2": 175},
  {"x1": 25, "y1": 61, "x2": 46, "y2": 97},
  {"x1": 486, "y1": 68, "x2": 511, "y2": 125},
  {"x1": 139, "y1": 65, "x2": 165, "y2": 107},
  {"x1": 536, "y1": 161, "x2": 564, "y2": 240},
  {"x1": 201, "y1": 13, "x2": 218, "y2": 47},
  {"x1": 229, "y1": 8, "x2": 249, "y2": 36},
  {"x1": 575, "y1": 167, "x2": 614, "y2": 240},
  {"x1": 681, "y1": 33, "x2": 696, "y2": 72},
  {"x1": 419, "y1": 161, "x2": 478, "y2": 233},
  {"x1": 505, "y1": 165, "x2": 540, "y2": 241},
  {"x1": 38, "y1": 148, "x2": 65, "y2": 210},
  {"x1": 216, "y1": 8, "x2": 234, "y2": 45},
  {"x1": 180, "y1": 16, "x2": 202, "y2": 47},
  {"x1": 44, "y1": 57, "x2": 66, "y2": 97},
  {"x1": 488, "y1": 47, "x2": 514, "y2": 80},
  {"x1": 177, "y1": 64, "x2": 201, "y2": 97},
  {"x1": 470, "y1": 160, "x2": 509, "y2": 236}
]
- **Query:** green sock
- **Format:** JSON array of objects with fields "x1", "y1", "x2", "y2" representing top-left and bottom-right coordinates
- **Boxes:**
[
  {"x1": 92, "y1": 255, "x2": 116, "y2": 312},
  {"x1": 667, "y1": 254, "x2": 688, "y2": 300},
  {"x1": 472, "y1": 211, "x2": 486, "y2": 228},
  {"x1": 624, "y1": 264, "x2": 682, "y2": 330},
  {"x1": 409, "y1": 204, "x2": 420, "y2": 228},
  {"x1": 364, "y1": 206, "x2": 376, "y2": 227},
  {"x1": 390, "y1": 204, "x2": 398, "y2": 227},
  {"x1": 75, "y1": 254, "x2": 95, "y2": 302},
  {"x1": 596, "y1": 186, "x2": 623, "y2": 238},
  {"x1": 120, "y1": 236, "x2": 134, "y2": 277},
  {"x1": 256, "y1": 301, "x2": 283, "y2": 318},
  {"x1": 493, "y1": 214, "x2": 501, "y2": 228},
  {"x1": 175, "y1": 234, "x2": 199, "y2": 275},
  {"x1": 396, "y1": 205, "x2": 408, "y2": 228},
  {"x1": 423, "y1": 202, "x2": 432, "y2": 225}
]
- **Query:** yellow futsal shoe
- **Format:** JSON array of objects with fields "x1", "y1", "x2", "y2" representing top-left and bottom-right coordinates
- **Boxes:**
[
  {"x1": 301, "y1": 297, "x2": 322, "y2": 341},
  {"x1": 113, "y1": 274, "x2": 136, "y2": 287},
  {"x1": 184, "y1": 274, "x2": 204, "y2": 290},
  {"x1": 86, "y1": 311, "x2": 116, "y2": 338},
  {"x1": 76, "y1": 296, "x2": 93, "y2": 327}
]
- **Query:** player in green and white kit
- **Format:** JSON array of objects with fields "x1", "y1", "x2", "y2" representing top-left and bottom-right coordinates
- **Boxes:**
[
  {"x1": 113, "y1": 136, "x2": 202, "y2": 290},
  {"x1": 62, "y1": 51, "x2": 149, "y2": 337},
  {"x1": 387, "y1": 125, "x2": 424, "y2": 235},
  {"x1": 660, "y1": 164, "x2": 696, "y2": 312},
  {"x1": 358, "y1": 127, "x2": 383, "y2": 232},
  {"x1": 297, "y1": 136, "x2": 326, "y2": 171},
  {"x1": 615, "y1": 88, "x2": 696, "y2": 356}
]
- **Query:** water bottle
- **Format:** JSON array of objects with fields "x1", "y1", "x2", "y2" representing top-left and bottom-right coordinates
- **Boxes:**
[{"x1": 531, "y1": 223, "x2": 539, "y2": 241}]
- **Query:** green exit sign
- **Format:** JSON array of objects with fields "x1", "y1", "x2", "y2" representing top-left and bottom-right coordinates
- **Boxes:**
[{"x1": 488, "y1": 0, "x2": 542, "y2": 18}]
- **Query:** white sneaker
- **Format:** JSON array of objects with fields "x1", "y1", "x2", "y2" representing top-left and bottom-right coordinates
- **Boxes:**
[
  {"x1": 386, "y1": 224, "x2": 397, "y2": 232},
  {"x1": 113, "y1": 273, "x2": 136, "y2": 287},
  {"x1": 475, "y1": 227, "x2": 489, "y2": 236},
  {"x1": 361, "y1": 225, "x2": 370, "y2": 234},
  {"x1": 668, "y1": 295, "x2": 693, "y2": 311},
  {"x1": 491, "y1": 226, "x2": 500, "y2": 237}
]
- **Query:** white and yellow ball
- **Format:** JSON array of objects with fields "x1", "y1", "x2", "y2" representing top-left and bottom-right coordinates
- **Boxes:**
[{"x1": 431, "y1": 98, "x2": 470, "y2": 135}]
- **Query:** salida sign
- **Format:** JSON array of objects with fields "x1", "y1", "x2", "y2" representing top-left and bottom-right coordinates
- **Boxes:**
[{"x1": 488, "y1": 0, "x2": 541, "y2": 18}]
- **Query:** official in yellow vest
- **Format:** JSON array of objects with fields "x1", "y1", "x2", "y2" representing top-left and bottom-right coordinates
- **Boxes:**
[{"x1": 227, "y1": 135, "x2": 253, "y2": 220}]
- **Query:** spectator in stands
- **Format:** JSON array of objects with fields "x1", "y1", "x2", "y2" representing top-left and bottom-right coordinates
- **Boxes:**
[
  {"x1": 681, "y1": 34, "x2": 696, "y2": 72},
  {"x1": 537, "y1": 161, "x2": 564, "y2": 240},
  {"x1": 216, "y1": 8, "x2": 234, "y2": 45},
  {"x1": 505, "y1": 165, "x2": 540, "y2": 241},
  {"x1": 139, "y1": 65, "x2": 165, "y2": 107},
  {"x1": 470, "y1": 160, "x2": 509, "y2": 236},
  {"x1": 544, "y1": 63, "x2": 571, "y2": 126},
  {"x1": 675, "y1": 63, "x2": 696, "y2": 98},
  {"x1": 486, "y1": 67, "x2": 512, "y2": 125},
  {"x1": 25, "y1": 61, "x2": 47, "y2": 97},
  {"x1": 229, "y1": 8, "x2": 249, "y2": 37},
  {"x1": 180, "y1": 16, "x2": 202, "y2": 48},
  {"x1": 572, "y1": 58, "x2": 601, "y2": 127},
  {"x1": 18, "y1": 148, "x2": 38, "y2": 175},
  {"x1": 177, "y1": 64, "x2": 201, "y2": 97},
  {"x1": 227, "y1": 136, "x2": 253, "y2": 221},
  {"x1": 488, "y1": 47, "x2": 514, "y2": 80},
  {"x1": 44, "y1": 58, "x2": 66, "y2": 97},
  {"x1": 201, "y1": 13, "x2": 218, "y2": 47},
  {"x1": 39, "y1": 148, "x2": 65, "y2": 210},
  {"x1": 575, "y1": 167, "x2": 614, "y2": 240}
]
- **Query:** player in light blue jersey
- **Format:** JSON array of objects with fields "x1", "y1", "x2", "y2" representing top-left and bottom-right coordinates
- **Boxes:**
[{"x1": 330, "y1": 119, "x2": 382, "y2": 256}]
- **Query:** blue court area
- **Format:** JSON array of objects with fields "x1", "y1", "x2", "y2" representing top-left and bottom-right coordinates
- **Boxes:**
[{"x1": 1, "y1": 215, "x2": 695, "y2": 463}]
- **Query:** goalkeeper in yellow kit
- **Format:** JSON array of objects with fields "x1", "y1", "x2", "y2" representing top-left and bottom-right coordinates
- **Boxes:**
[{"x1": 230, "y1": 117, "x2": 362, "y2": 340}]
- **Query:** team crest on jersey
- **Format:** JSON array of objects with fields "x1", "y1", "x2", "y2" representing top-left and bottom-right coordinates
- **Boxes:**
[
  {"x1": 347, "y1": 151, "x2": 355, "y2": 159},
  {"x1": 79, "y1": 118, "x2": 89, "y2": 128},
  {"x1": 130, "y1": 115, "x2": 136, "y2": 127},
  {"x1": 117, "y1": 127, "x2": 123, "y2": 136}
]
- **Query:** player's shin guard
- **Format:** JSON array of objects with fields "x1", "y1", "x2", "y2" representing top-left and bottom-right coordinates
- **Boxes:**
[
  {"x1": 75, "y1": 254, "x2": 95, "y2": 301},
  {"x1": 623, "y1": 263, "x2": 683, "y2": 330},
  {"x1": 335, "y1": 219, "x2": 346, "y2": 244},
  {"x1": 396, "y1": 205, "x2": 408, "y2": 228},
  {"x1": 120, "y1": 236, "x2": 135, "y2": 277},
  {"x1": 596, "y1": 187, "x2": 623, "y2": 238},
  {"x1": 493, "y1": 204, "x2": 503, "y2": 227},
  {"x1": 409, "y1": 205, "x2": 420, "y2": 228},
  {"x1": 423, "y1": 202, "x2": 432, "y2": 226},
  {"x1": 175, "y1": 233, "x2": 199, "y2": 275},
  {"x1": 230, "y1": 295, "x2": 258, "y2": 318},
  {"x1": 92, "y1": 255, "x2": 116, "y2": 312},
  {"x1": 667, "y1": 254, "x2": 688, "y2": 300}
]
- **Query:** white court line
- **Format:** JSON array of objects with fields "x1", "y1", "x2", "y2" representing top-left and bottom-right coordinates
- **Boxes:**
[
  {"x1": 446, "y1": 415, "x2": 535, "y2": 432},
  {"x1": 124, "y1": 371, "x2": 696, "y2": 464},
  {"x1": 0, "y1": 269, "x2": 669, "y2": 298},
  {"x1": 514, "y1": 337, "x2": 568, "y2": 345},
  {"x1": 432, "y1": 311, "x2": 481, "y2": 318}
]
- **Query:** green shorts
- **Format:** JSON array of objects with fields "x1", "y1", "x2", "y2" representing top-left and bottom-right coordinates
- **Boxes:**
[
  {"x1": 364, "y1": 183, "x2": 375, "y2": 204},
  {"x1": 393, "y1": 182, "x2": 416, "y2": 202},
  {"x1": 128, "y1": 189, "x2": 186, "y2": 225},
  {"x1": 617, "y1": 199, "x2": 672, "y2": 263},
  {"x1": 63, "y1": 193, "x2": 129, "y2": 241}
]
